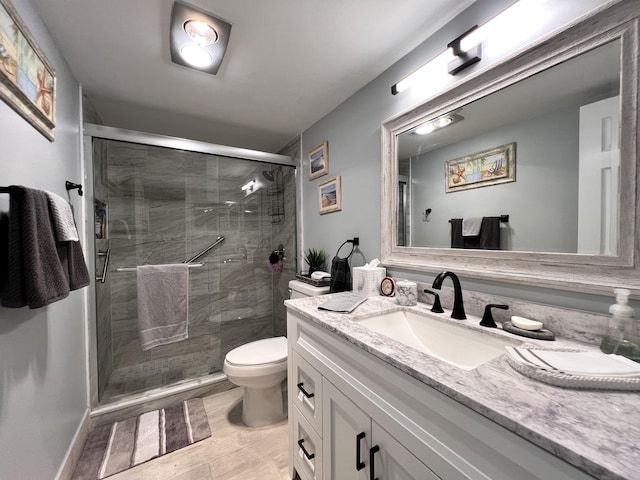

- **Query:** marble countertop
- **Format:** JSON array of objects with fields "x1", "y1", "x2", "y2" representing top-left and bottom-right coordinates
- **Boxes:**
[{"x1": 285, "y1": 294, "x2": 640, "y2": 480}]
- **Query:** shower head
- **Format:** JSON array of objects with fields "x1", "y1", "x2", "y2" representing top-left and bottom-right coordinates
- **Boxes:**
[{"x1": 262, "y1": 170, "x2": 275, "y2": 181}]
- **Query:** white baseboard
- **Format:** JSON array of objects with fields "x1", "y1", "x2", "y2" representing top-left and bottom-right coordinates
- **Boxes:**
[{"x1": 55, "y1": 408, "x2": 91, "y2": 480}]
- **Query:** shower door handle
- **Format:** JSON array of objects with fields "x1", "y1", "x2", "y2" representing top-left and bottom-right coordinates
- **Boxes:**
[{"x1": 96, "y1": 249, "x2": 110, "y2": 283}]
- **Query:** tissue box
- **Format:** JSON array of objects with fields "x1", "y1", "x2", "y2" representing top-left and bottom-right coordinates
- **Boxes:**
[{"x1": 352, "y1": 267, "x2": 386, "y2": 296}]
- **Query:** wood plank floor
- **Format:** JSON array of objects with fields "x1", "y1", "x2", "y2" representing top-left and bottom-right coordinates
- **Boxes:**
[{"x1": 107, "y1": 387, "x2": 289, "y2": 480}]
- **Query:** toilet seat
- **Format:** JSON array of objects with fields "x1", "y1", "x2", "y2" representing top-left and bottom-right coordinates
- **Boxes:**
[{"x1": 225, "y1": 336, "x2": 287, "y2": 366}]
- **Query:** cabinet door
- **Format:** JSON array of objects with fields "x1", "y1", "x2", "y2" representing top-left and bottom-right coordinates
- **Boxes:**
[
  {"x1": 371, "y1": 421, "x2": 441, "y2": 480},
  {"x1": 323, "y1": 379, "x2": 370, "y2": 480}
]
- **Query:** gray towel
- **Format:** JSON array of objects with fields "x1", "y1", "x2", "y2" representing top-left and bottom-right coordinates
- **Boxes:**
[
  {"x1": 136, "y1": 264, "x2": 189, "y2": 350},
  {"x1": 0, "y1": 186, "x2": 89, "y2": 308},
  {"x1": 318, "y1": 292, "x2": 367, "y2": 313}
]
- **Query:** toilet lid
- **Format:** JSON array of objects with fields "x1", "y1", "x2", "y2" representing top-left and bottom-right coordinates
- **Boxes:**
[{"x1": 226, "y1": 336, "x2": 287, "y2": 366}]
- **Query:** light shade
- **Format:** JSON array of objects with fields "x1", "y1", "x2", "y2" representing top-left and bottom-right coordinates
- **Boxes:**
[{"x1": 170, "y1": 1, "x2": 232, "y2": 75}]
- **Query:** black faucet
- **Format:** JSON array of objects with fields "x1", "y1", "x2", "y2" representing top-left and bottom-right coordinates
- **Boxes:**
[
  {"x1": 431, "y1": 271, "x2": 466, "y2": 320},
  {"x1": 480, "y1": 304, "x2": 509, "y2": 328},
  {"x1": 422, "y1": 289, "x2": 444, "y2": 313}
]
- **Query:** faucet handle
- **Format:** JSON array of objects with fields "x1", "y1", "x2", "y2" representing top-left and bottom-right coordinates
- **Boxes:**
[
  {"x1": 423, "y1": 289, "x2": 444, "y2": 313},
  {"x1": 480, "y1": 304, "x2": 509, "y2": 328}
]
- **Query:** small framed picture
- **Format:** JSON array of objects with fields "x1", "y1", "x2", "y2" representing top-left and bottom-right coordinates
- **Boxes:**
[
  {"x1": 318, "y1": 176, "x2": 341, "y2": 214},
  {"x1": 308, "y1": 141, "x2": 328, "y2": 180}
]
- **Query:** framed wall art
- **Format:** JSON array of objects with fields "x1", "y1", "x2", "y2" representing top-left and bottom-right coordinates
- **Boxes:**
[
  {"x1": 308, "y1": 140, "x2": 328, "y2": 180},
  {"x1": 445, "y1": 142, "x2": 515, "y2": 193},
  {"x1": 0, "y1": 0, "x2": 56, "y2": 140},
  {"x1": 318, "y1": 176, "x2": 341, "y2": 214}
]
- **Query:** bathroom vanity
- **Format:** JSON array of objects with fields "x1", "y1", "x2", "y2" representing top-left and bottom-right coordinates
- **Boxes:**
[{"x1": 286, "y1": 295, "x2": 639, "y2": 480}]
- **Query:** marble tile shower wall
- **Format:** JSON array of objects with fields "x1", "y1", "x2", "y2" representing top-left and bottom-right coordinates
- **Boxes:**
[{"x1": 94, "y1": 139, "x2": 295, "y2": 401}]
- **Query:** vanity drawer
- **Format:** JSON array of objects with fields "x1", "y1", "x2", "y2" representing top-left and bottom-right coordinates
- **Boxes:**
[
  {"x1": 292, "y1": 350, "x2": 323, "y2": 434},
  {"x1": 293, "y1": 405, "x2": 323, "y2": 480}
]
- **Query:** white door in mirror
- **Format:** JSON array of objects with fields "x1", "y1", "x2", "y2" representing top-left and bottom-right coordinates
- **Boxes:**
[{"x1": 511, "y1": 316, "x2": 543, "y2": 331}]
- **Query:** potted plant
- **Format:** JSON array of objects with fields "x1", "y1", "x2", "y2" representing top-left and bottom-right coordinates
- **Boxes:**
[{"x1": 304, "y1": 248, "x2": 328, "y2": 275}]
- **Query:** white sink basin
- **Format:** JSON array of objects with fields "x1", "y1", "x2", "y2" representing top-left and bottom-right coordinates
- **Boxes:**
[{"x1": 355, "y1": 310, "x2": 521, "y2": 370}]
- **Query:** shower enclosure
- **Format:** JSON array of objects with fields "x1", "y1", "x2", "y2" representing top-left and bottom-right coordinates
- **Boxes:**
[{"x1": 85, "y1": 125, "x2": 296, "y2": 406}]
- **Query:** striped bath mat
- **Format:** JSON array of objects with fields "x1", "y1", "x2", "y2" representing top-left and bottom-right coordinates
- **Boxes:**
[{"x1": 73, "y1": 398, "x2": 211, "y2": 479}]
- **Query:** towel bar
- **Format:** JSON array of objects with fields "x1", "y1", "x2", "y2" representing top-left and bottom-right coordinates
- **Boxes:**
[{"x1": 116, "y1": 263, "x2": 203, "y2": 272}]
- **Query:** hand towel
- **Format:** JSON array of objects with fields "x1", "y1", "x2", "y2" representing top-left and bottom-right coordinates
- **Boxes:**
[
  {"x1": 451, "y1": 217, "x2": 501, "y2": 250},
  {"x1": 462, "y1": 217, "x2": 483, "y2": 236},
  {"x1": 45, "y1": 190, "x2": 79, "y2": 241},
  {"x1": 506, "y1": 347, "x2": 640, "y2": 378},
  {"x1": 137, "y1": 264, "x2": 189, "y2": 350},
  {"x1": 329, "y1": 255, "x2": 351, "y2": 293},
  {"x1": 1, "y1": 186, "x2": 72, "y2": 308}
]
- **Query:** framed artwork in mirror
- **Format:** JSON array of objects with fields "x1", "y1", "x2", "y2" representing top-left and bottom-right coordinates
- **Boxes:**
[
  {"x1": 308, "y1": 140, "x2": 328, "y2": 180},
  {"x1": 318, "y1": 176, "x2": 341, "y2": 214},
  {"x1": 0, "y1": 0, "x2": 56, "y2": 141},
  {"x1": 445, "y1": 143, "x2": 515, "y2": 193}
]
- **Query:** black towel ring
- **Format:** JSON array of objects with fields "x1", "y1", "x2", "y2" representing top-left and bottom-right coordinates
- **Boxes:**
[{"x1": 335, "y1": 239, "x2": 356, "y2": 259}]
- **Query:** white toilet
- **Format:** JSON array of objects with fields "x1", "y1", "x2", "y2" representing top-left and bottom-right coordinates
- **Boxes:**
[
  {"x1": 223, "y1": 336, "x2": 288, "y2": 427},
  {"x1": 223, "y1": 280, "x2": 329, "y2": 428}
]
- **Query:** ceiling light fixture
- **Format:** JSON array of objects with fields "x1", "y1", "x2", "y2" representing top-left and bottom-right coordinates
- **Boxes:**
[
  {"x1": 170, "y1": 1, "x2": 232, "y2": 75},
  {"x1": 391, "y1": 0, "x2": 549, "y2": 94},
  {"x1": 241, "y1": 180, "x2": 256, "y2": 192},
  {"x1": 414, "y1": 113, "x2": 464, "y2": 135}
]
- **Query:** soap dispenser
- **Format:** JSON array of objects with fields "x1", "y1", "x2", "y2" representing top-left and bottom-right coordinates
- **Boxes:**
[{"x1": 600, "y1": 288, "x2": 640, "y2": 362}]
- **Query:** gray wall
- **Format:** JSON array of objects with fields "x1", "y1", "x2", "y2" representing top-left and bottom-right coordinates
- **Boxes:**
[
  {"x1": 410, "y1": 104, "x2": 580, "y2": 252},
  {"x1": 300, "y1": 0, "x2": 625, "y2": 315},
  {"x1": 0, "y1": 0, "x2": 87, "y2": 478}
]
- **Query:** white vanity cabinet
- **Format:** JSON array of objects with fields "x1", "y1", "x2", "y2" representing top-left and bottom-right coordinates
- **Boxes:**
[
  {"x1": 323, "y1": 378, "x2": 439, "y2": 480},
  {"x1": 287, "y1": 309, "x2": 597, "y2": 480}
]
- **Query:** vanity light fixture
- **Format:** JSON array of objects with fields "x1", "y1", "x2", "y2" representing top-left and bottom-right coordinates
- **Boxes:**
[
  {"x1": 447, "y1": 26, "x2": 481, "y2": 75},
  {"x1": 391, "y1": 0, "x2": 549, "y2": 94},
  {"x1": 170, "y1": 1, "x2": 232, "y2": 74},
  {"x1": 414, "y1": 113, "x2": 464, "y2": 135}
]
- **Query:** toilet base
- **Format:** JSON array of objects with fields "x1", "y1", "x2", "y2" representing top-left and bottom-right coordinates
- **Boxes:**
[{"x1": 242, "y1": 382, "x2": 287, "y2": 428}]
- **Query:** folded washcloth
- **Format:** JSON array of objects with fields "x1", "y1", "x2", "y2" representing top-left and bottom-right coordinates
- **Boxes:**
[
  {"x1": 137, "y1": 264, "x2": 189, "y2": 350},
  {"x1": 318, "y1": 292, "x2": 367, "y2": 313},
  {"x1": 45, "y1": 190, "x2": 79, "y2": 241},
  {"x1": 462, "y1": 217, "x2": 483, "y2": 236},
  {"x1": 506, "y1": 347, "x2": 640, "y2": 378}
]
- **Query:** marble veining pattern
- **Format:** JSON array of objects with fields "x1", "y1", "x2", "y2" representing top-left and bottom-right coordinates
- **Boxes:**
[{"x1": 285, "y1": 294, "x2": 639, "y2": 480}]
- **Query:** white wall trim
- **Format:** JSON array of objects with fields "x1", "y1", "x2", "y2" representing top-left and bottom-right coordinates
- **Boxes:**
[{"x1": 55, "y1": 408, "x2": 91, "y2": 480}]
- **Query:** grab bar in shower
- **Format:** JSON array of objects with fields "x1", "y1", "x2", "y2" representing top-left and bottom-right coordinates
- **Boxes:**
[
  {"x1": 115, "y1": 263, "x2": 203, "y2": 272},
  {"x1": 96, "y1": 249, "x2": 110, "y2": 283},
  {"x1": 184, "y1": 235, "x2": 225, "y2": 264},
  {"x1": 114, "y1": 236, "x2": 224, "y2": 272}
]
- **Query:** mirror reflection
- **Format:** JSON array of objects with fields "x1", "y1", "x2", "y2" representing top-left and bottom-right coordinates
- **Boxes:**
[{"x1": 397, "y1": 40, "x2": 620, "y2": 255}]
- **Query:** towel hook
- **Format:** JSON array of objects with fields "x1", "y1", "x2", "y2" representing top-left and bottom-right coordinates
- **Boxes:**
[{"x1": 65, "y1": 181, "x2": 83, "y2": 196}]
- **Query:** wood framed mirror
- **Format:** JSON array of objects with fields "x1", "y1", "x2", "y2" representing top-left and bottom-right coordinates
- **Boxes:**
[{"x1": 381, "y1": 0, "x2": 640, "y2": 295}]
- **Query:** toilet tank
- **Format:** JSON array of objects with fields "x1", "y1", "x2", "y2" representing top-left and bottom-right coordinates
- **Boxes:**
[{"x1": 288, "y1": 280, "x2": 330, "y2": 299}]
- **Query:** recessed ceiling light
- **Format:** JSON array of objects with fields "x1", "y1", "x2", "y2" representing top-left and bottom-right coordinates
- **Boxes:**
[
  {"x1": 184, "y1": 20, "x2": 218, "y2": 45},
  {"x1": 180, "y1": 44, "x2": 213, "y2": 67}
]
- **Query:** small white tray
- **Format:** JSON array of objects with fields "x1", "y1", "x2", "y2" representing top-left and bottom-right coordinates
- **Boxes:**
[{"x1": 506, "y1": 347, "x2": 640, "y2": 391}]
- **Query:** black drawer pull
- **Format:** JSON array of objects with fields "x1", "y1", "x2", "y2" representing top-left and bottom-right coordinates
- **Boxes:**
[
  {"x1": 297, "y1": 438, "x2": 315, "y2": 460},
  {"x1": 297, "y1": 382, "x2": 315, "y2": 399},
  {"x1": 356, "y1": 432, "x2": 366, "y2": 471},
  {"x1": 370, "y1": 445, "x2": 380, "y2": 480}
]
